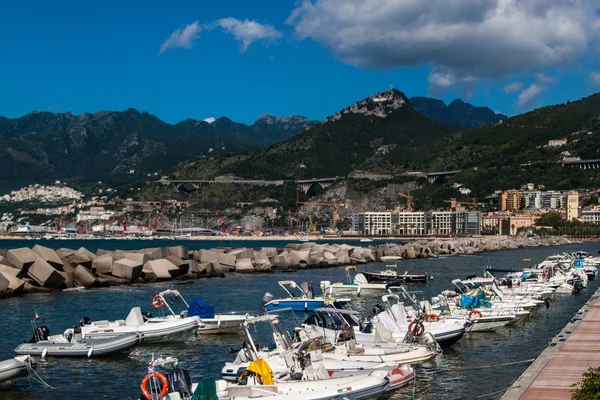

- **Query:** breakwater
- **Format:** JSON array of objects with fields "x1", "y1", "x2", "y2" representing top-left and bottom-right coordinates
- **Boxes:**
[{"x1": 0, "y1": 235, "x2": 576, "y2": 298}]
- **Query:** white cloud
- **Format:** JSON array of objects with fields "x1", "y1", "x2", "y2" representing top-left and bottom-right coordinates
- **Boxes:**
[
  {"x1": 503, "y1": 82, "x2": 523, "y2": 94},
  {"x1": 534, "y1": 72, "x2": 556, "y2": 84},
  {"x1": 160, "y1": 18, "x2": 282, "y2": 54},
  {"x1": 288, "y1": 0, "x2": 599, "y2": 88},
  {"x1": 160, "y1": 21, "x2": 201, "y2": 54},
  {"x1": 204, "y1": 117, "x2": 216, "y2": 124},
  {"x1": 215, "y1": 18, "x2": 283, "y2": 51},
  {"x1": 592, "y1": 72, "x2": 600, "y2": 85},
  {"x1": 517, "y1": 83, "x2": 545, "y2": 108}
]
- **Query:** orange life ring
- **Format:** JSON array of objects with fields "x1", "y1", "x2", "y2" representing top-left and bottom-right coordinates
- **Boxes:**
[
  {"x1": 141, "y1": 372, "x2": 169, "y2": 400},
  {"x1": 468, "y1": 310, "x2": 483, "y2": 319},
  {"x1": 408, "y1": 320, "x2": 425, "y2": 336},
  {"x1": 152, "y1": 295, "x2": 165, "y2": 309},
  {"x1": 424, "y1": 313, "x2": 440, "y2": 322}
]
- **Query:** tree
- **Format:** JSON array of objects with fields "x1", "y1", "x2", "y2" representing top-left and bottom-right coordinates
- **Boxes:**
[
  {"x1": 572, "y1": 367, "x2": 600, "y2": 400},
  {"x1": 535, "y1": 211, "x2": 563, "y2": 229}
]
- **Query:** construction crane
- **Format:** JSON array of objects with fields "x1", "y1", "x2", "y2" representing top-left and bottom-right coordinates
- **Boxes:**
[
  {"x1": 398, "y1": 192, "x2": 412, "y2": 212},
  {"x1": 296, "y1": 201, "x2": 346, "y2": 233},
  {"x1": 444, "y1": 197, "x2": 479, "y2": 210}
]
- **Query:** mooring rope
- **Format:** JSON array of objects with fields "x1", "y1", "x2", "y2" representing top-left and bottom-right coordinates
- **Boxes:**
[{"x1": 440, "y1": 358, "x2": 535, "y2": 373}]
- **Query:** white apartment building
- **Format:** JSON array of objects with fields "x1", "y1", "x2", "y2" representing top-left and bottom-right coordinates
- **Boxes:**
[
  {"x1": 352, "y1": 212, "x2": 392, "y2": 236},
  {"x1": 428, "y1": 211, "x2": 454, "y2": 235},
  {"x1": 392, "y1": 212, "x2": 426, "y2": 235},
  {"x1": 582, "y1": 209, "x2": 600, "y2": 225},
  {"x1": 77, "y1": 209, "x2": 115, "y2": 222}
]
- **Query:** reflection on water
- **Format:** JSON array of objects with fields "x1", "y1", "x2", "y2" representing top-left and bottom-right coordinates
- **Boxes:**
[{"x1": 0, "y1": 241, "x2": 598, "y2": 399}]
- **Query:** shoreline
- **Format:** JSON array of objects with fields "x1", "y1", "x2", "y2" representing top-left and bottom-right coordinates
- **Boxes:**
[{"x1": 0, "y1": 236, "x2": 581, "y2": 299}]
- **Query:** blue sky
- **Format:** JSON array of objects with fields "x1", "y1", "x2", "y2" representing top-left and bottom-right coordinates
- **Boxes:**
[{"x1": 0, "y1": 0, "x2": 599, "y2": 124}]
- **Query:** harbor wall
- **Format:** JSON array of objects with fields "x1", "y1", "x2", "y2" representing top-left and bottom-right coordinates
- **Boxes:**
[{"x1": 0, "y1": 236, "x2": 576, "y2": 298}]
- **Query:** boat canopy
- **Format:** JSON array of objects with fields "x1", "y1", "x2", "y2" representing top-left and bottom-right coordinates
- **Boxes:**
[{"x1": 187, "y1": 299, "x2": 215, "y2": 319}]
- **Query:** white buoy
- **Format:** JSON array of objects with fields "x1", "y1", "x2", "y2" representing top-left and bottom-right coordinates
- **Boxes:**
[
  {"x1": 87, "y1": 347, "x2": 93, "y2": 358},
  {"x1": 41, "y1": 348, "x2": 48, "y2": 359}
]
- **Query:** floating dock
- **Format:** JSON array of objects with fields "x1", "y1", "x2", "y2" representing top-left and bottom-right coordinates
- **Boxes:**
[{"x1": 502, "y1": 288, "x2": 600, "y2": 400}]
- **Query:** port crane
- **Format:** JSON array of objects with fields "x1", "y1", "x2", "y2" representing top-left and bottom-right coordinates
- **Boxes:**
[
  {"x1": 444, "y1": 198, "x2": 479, "y2": 210},
  {"x1": 398, "y1": 192, "x2": 413, "y2": 212},
  {"x1": 295, "y1": 198, "x2": 346, "y2": 233}
]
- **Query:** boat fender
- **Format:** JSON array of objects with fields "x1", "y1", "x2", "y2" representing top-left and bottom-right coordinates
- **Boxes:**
[
  {"x1": 87, "y1": 347, "x2": 93, "y2": 358},
  {"x1": 468, "y1": 310, "x2": 483, "y2": 319},
  {"x1": 41, "y1": 348, "x2": 48, "y2": 359},
  {"x1": 141, "y1": 372, "x2": 169, "y2": 400},
  {"x1": 152, "y1": 295, "x2": 165, "y2": 309},
  {"x1": 408, "y1": 321, "x2": 424, "y2": 337}
]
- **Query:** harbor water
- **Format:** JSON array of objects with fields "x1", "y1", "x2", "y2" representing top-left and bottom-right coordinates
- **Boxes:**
[{"x1": 0, "y1": 239, "x2": 598, "y2": 399}]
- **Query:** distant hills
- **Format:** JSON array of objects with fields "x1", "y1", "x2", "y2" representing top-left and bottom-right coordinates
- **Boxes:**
[
  {"x1": 171, "y1": 90, "x2": 600, "y2": 201},
  {"x1": 0, "y1": 109, "x2": 314, "y2": 191},
  {"x1": 409, "y1": 97, "x2": 506, "y2": 129}
]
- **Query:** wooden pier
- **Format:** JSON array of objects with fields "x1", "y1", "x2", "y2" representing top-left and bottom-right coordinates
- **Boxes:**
[{"x1": 502, "y1": 288, "x2": 600, "y2": 399}]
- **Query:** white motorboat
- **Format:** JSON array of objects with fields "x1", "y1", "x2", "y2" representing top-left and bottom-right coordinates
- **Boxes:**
[
  {"x1": 73, "y1": 290, "x2": 203, "y2": 343},
  {"x1": 263, "y1": 281, "x2": 351, "y2": 312},
  {"x1": 146, "y1": 290, "x2": 251, "y2": 334},
  {"x1": 320, "y1": 266, "x2": 392, "y2": 297},
  {"x1": 15, "y1": 323, "x2": 141, "y2": 358},
  {"x1": 380, "y1": 256, "x2": 403, "y2": 262},
  {"x1": 0, "y1": 356, "x2": 36, "y2": 389},
  {"x1": 359, "y1": 238, "x2": 374, "y2": 242}
]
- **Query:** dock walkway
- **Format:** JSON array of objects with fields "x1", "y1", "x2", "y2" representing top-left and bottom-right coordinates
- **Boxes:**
[{"x1": 502, "y1": 288, "x2": 600, "y2": 399}]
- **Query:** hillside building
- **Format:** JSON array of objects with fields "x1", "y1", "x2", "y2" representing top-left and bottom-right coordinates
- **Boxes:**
[
  {"x1": 498, "y1": 190, "x2": 523, "y2": 211},
  {"x1": 566, "y1": 191, "x2": 580, "y2": 221},
  {"x1": 582, "y1": 209, "x2": 600, "y2": 225},
  {"x1": 352, "y1": 212, "x2": 392, "y2": 236},
  {"x1": 548, "y1": 138, "x2": 568, "y2": 147}
]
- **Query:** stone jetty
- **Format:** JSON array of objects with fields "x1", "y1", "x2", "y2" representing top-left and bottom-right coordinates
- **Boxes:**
[{"x1": 0, "y1": 236, "x2": 576, "y2": 298}]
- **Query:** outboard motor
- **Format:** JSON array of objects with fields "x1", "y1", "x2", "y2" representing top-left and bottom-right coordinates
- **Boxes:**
[
  {"x1": 29, "y1": 325, "x2": 50, "y2": 343},
  {"x1": 262, "y1": 292, "x2": 274, "y2": 304},
  {"x1": 418, "y1": 332, "x2": 442, "y2": 355},
  {"x1": 372, "y1": 304, "x2": 383, "y2": 316},
  {"x1": 167, "y1": 366, "x2": 193, "y2": 398}
]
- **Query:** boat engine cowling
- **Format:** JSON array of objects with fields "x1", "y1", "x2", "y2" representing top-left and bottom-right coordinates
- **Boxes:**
[
  {"x1": 419, "y1": 332, "x2": 442, "y2": 354},
  {"x1": 262, "y1": 292, "x2": 274, "y2": 304}
]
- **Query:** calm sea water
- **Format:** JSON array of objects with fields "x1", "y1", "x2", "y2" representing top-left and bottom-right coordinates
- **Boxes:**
[{"x1": 0, "y1": 239, "x2": 598, "y2": 400}]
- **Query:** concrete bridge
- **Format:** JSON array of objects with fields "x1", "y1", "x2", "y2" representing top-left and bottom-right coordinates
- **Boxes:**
[
  {"x1": 401, "y1": 170, "x2": 462, "y2": 183},
  {"x1": 158, "y1": 178, "x2": 284, "y2": 191},
  {"x1": 295, "y1": 177, "x2": 344, "y2": 194},
  {"x1": 561, "y1": 158, "x2": 600, "y2": 170}
]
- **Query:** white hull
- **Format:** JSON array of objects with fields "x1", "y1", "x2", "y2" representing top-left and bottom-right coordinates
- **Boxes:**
[
  {"x1": 197, "y1": 315, "x2": 247, "y2": 335},
  {"x1": 0, "y1": 356, "x2": 35, "y2": 389}
]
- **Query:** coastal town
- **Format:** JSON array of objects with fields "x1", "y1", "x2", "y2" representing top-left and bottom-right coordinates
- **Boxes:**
[{"x1": 2, "y1": 181, "x2": 599, "y2": 239}]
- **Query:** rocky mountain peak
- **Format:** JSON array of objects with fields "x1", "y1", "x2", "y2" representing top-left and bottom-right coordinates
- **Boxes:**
[{"x1": 326, "y1": 89, "x2": 408, "y2": 122}]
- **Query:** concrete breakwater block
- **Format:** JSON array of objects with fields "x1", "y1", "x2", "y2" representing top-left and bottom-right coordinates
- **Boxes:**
[
  {"x1": 227, "y1": 248, "x2": 254, "y2": 260},
  {"x1": 198, "y1": 249, "x2": 220, "y2": 263},
  {"x1": 67, "y1": 249, "x2": 93, "y2": 270},
  {"x1": 55, "y1": 248, "x2": 76, "y2": 259},
  {"x1": 0, "y1": 271, "x2": 26, "y2": 295},
  {"x1": 235, "y1": 258, "x2": 254, "y2": 273},
  {"x1": 0, "y1": 265, "x2": 20, "y2": 277},
  {"x1": 73, "y1": 265, "x2": 98, "y2": 288},
  {"x1": 218, "y1": 253, "x2": 237, "y2": 271},
  {"x1": 272, "y1": 253, "x2": 291, "y2": 270},
  {"x1": 137, "y1": 248, "x2": 163, "y2": 260},
  {"x1": 6, "y1": 248, "x2": 38, "y2": 277},
  {"x1": 32, "y1": 245, "x2": 63, "y2": 269},
  {"x1": 167, "y1": 246, "x2": 189, "y2": 259},
  {"x1": 28, "y1": 258, "x2": 66, "y2": 289},
  {"x1": 93, "y1": 254, "x2": 115, "y2": 274},
  {"x1": 112, "y1": 259, "x2": 143, "y2": 281},
  {"x1": 125, "y1": 252, "x2": 150, "y2": 265},
  {"x1": 144, "y1": 259, "x2": 179, "y2": 279},
  {"x1": 165, "y1": 256, "x2": 187, "y2": 275},
  {"x1": 77, "y1": 247, "x2": 96, "y2": 260}
]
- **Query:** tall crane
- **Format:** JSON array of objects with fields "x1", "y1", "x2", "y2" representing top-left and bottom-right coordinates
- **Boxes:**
[
  {"x1": 444, "y1": 197, "x2": 479, "y2": 210},
  {"x1": 398, "y1": 192, "x2": 413, "y2": 212},
  {"x1": 296, "y1": 201, "x2": 346, "y2": 233}
]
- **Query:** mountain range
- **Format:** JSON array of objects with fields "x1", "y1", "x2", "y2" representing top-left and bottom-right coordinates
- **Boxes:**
[
  {"x1": 409, "y1": 97, "x2": 507, "y2": 129},
  {"x1": 172, "y1": 90, "x2": 600, "y2": 202},
  {"x1": 0, "y1": 96, "x2": 517, "y2": 192}
]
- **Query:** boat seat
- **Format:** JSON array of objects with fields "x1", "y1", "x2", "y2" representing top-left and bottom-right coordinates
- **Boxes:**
[
  {"x1": 116, "y1": 320, "x2": 126, "y2": 326},
  {"x1": 49, "y1": 335, "x2": 70, "y2": 344}
]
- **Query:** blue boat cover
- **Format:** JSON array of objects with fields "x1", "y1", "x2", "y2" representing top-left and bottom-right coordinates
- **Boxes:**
[{"x1": 187, "y1": 299, "x2": 215, "y2": 319}]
